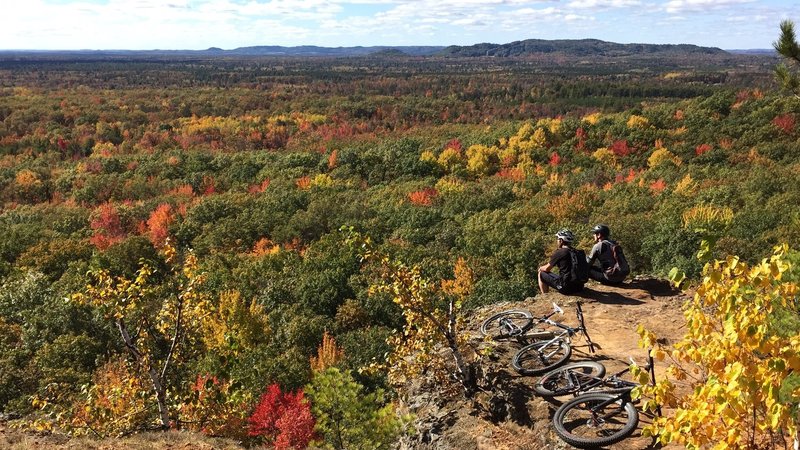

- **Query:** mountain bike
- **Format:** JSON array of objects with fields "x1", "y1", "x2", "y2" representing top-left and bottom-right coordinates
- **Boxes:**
[
  {"x1": 549, "y1": 356, "x2": 658, "y2": 449},
  {"x1": 479, "y1": 303, "x2": 563, "y2": 340},
  {"x1": 511, "y1": 301, "x2": 595, "y2": 375}
]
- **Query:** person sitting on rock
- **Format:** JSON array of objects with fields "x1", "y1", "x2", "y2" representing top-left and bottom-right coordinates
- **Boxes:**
[
  {"x1": 587, "y1": 224, "x2": 629, "y2": 285},
  {"x1": 538, "y1": 229, "x2": 586, "y2": 295}
]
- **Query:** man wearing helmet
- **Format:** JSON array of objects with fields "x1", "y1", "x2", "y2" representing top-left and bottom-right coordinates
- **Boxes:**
[
  {"x1": 587, "y1": 224, "x2": 629, "y2": 284},
  {"x1": 537, "y1": 229, "x2": 585, "y2": 295}
]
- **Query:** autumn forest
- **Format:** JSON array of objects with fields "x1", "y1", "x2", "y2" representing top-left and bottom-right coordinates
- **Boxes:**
[{"x1": 1, "y1": 38, "x2": 799, "y2": 448}]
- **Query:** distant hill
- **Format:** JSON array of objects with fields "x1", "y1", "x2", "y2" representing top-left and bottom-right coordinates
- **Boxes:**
[
  {"x1": 0, "y1": 39, "x2": 739, "y2": 59},
  {"x1": 223, "y1": 45, "x2": 441, "y2": 56},
  {"x1": 437, "y1": 38, "x2": 729, "y2": 57}
]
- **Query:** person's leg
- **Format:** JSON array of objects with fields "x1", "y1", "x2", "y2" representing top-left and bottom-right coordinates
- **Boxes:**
[
  {"x1": 538, "y1": 271, "x2": 549, "y2": 294},
  {"x1": 588, "y1": 266, "x2": 605, "y2": 282},
  {"x1": 539, "y1": 271, "x2": 560, "y2": 294}
]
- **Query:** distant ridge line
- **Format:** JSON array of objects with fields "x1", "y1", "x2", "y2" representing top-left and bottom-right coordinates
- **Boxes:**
[{"x1": 0, "y1": 38, "x2": 774, "y2": 58}]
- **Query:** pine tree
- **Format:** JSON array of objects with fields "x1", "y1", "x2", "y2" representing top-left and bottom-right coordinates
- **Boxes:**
[{"x1": 774, "y1": 20, "x2": 800, "y2": 96}]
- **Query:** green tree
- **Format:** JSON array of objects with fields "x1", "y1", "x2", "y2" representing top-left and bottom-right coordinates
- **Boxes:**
[
  {"x1": 775, "y1": 20, "x2": 800, "y2": 96},
  {"x1": 306, "y1": 367, "x2": 406, "y2": 450}
]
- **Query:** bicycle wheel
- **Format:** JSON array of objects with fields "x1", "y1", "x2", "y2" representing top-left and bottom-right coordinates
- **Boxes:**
[
  {"x1": 534, "y1": 361, "x2": 607, "y2": 397},
  {"x1": 512, "y1": 339, "x2": 571, "y2": 375},
  {"x1": 480, "y1": 310, "x2": 534, "y2": 339},
  {"x1": 553, "y1": 392, "x2": 639, "y2": 449}
]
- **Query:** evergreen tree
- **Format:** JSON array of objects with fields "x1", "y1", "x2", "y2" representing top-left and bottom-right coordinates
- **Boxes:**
[{"x1": 774, "y1": 20, "x2": 800, "y2": 96}]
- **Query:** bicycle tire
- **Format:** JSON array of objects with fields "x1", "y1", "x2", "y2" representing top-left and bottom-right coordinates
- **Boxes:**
[
  {"x1": 480, "y1": 310, "x2": 534, "y2": 339},
  {"x1": 512, "y1": 339, "x2": 571, "y2": 375},
  {"x1": 553, "y1": 392, "x2": 639, "y2": 449},
  {"x1": 533, "y1": 361, "x2": 607, "y2": 397}
]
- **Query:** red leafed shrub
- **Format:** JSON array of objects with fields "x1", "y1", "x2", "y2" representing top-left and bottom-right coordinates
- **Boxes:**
[
  {"x1": 610, "y1": 140, "x2": 631, "y2": 157},
  {"x1": 549, "y1": 152, "x2": 561, "y2": 166},
  {"x1": 248, "y1": 178, "x2": 271, "y2": 194},
  {"x1": 650, "y1": 178, "x2": 667, "y2": 193},
  {"x1": 444, "y1": 138, "x2": 463, "y2": 154},
  {"x1": 408, "y1": 188, "x2": 438, "y2": 206},
  {"x1": 327, "y1": 149, "x2": 338, "y2": 169},
  {"x1": 89, "y1": 202, "x2": 125, "y2": 250},
  {"x1": 273, "y1": 399, "x2": 317, "y2": 450},
  {"x1": 201, "y1": 176, "x2": 216, "y2": 195},
  {"x1": 248, "y1": 384, "x2": 316, "y2": 449},
  {"x1": 695, "y1": 144, "x2": 713, "y2": 156},
  {"x1": 147, "y1": 203, "x2": 174, "y2": 248},
  {"x1": 773, "y1": 114, "x2": 796, "y2": 135},
  {"x1": 296, "y1": 176, "x2": 311, "y2": 190}
]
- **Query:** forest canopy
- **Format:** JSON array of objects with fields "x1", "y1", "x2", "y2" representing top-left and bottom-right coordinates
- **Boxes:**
[{"x1": 0, "y1": 46, "x2": 798, "y2": 444}]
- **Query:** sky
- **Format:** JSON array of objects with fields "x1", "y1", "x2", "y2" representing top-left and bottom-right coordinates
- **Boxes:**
[{"x1": 1, "y1": 0, "x2": 797, "y2": 51}]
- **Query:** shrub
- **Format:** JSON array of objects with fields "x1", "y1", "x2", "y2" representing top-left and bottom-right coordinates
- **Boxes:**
[{"x1": 248, "y1": 383, "x2": 316, "y2": 449}]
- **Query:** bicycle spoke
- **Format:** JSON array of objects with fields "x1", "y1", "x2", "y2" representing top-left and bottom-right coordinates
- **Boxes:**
[{"x1": 561, "y1": 397, "x2": 633, "y2": 440}]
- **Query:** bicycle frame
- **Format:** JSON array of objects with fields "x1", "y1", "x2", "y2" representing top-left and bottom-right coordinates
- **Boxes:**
[
  {"x1": 532, "y1": 302, "x2": 595, "y2": 354},
  {"x1": 496, "y1": 306, "x2": 560, "y2": 338}
]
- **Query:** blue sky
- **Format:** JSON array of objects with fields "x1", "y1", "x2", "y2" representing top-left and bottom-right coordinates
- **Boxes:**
[{"x1": 1, "y1": 0, "x2": 797, "y2": 51}]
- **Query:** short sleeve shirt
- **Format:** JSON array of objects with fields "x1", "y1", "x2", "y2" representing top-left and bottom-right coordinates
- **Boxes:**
[
  {"x1": 549, "y1": 247, "x2": 572, "y2": 280},
  {"x1": 588, "y1": 240, "x2": 617, "y2": 271}
]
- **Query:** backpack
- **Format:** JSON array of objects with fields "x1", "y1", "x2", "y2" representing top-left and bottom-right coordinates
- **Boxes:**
[
  {"x1": 565, "y1": 248, "x2": 590, "y2": 285},
  {"x1": 603, "y1": 240, "x2": 630, "y2": 277}
]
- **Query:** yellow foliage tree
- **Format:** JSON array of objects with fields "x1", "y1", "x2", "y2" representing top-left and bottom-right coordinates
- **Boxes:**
[
  {"x1": 627, "y1": 114, "x2": 650, "y2": 129},
  {"x1": 346, "y1": 230, "x2": 477, "y2": 397},
  {"x1": 436, "y1": 147, "x2": 464, "y2": 173},
  {"x1": 647, "y1": 148, "x2": 682, "y2": 169},
  {"x1": 639, "y1": 245, "x2": 800, "y2": 449},
  {"x1": 71, "y1": 243, "x2": 213, "y2": 431},
  {"x1": 592, "y1": 147, "x2": 617, "y2": 168},
  {"x1": 466, "y1": 144, "x2": 499, "y2": 177},
  {"x1": 201, "y1": 290, "x2": 269, "y2": 359}
]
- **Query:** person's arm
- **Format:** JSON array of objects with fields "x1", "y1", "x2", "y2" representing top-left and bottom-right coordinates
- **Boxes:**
[
  {"x1": 587, "y1": 242, "x2": 602, "y2": 266},
  {"x1": 540, "y1": 249, "x2": 561, "y2": 273}
]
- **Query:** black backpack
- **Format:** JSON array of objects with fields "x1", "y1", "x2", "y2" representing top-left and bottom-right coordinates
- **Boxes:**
[
  {"x1": 603, "y1": 240, "x2": 630, "y2": 277},
  {"x1": 565, "y1": 248, "x2": 590, "y2": 285}
]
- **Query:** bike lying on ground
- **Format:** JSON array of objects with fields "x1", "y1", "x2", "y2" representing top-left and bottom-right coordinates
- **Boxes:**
[
  {"x1": 480, "y1": 304, "x2": 563, "y2": 340},
  {"x1": 544, "y1": 356, "x2": 658, "y2": 449},
  {"x1": 511, "y1": 302, "x2": 596, "y2": 376}
]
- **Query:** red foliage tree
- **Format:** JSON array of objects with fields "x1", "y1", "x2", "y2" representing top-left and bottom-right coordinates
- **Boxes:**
[
  {"x1": 773, "y1": 114, "x2": 796, "y2": 135},
  {"x1": 650, "y1": 178, "x2": 667, "y2": 193},
  {"x1": 610, "y1": 139, "x2": 631, "y2": 157},
  {"x1": 549, "y1": 152, "x2": 561, "y2": 166},
  {"x1": 408, "y1": 188, "x2": 438, "y2": 206},
  {"x1": 444, "y1": 138, "x2": 463, "y2": 154},
  {"x1": 248, "y1": 384, "x2": 316, "y2": 449},
  {"x1": 89, "y1": 202, "x2": 125, "y2": 250},
  {"x1": 147, "y1": 203, "x2": 174, "y2": 248},
  {"x1": 695, "y1": 143, "x2": 713, "y2": 156}
]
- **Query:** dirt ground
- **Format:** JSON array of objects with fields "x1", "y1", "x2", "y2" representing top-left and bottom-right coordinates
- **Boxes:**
[{"x1": 401, "y1": 276, "x2": 691, "y2": 450}]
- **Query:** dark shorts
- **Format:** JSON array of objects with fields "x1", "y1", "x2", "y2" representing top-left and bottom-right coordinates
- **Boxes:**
[{"x1": 541, "y1": 272, "x2": 583, "y2": 294}]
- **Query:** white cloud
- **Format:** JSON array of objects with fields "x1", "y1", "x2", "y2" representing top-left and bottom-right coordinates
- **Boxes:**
[
  {"x1": 663, "y1": 0, "x2": 752, "y2": 14},
  {"x1": 567, "y1": 0, "x2": 640, "y2": 8},
  {"x1": 0, "y1": 0, "x2": 785, "y2": 50}
]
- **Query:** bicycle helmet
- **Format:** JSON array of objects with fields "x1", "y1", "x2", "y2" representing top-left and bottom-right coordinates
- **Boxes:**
[
  {"x1": 555, "y1": 229, "x2": 575, "y2": 244},
  {"x1": 591, "y1": 224, "x2": 610, "y2": 238}
]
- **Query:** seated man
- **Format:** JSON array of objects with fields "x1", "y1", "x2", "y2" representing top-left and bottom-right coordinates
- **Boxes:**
[
  {"x1": 587, "y1": 224, "x2": 629, "y2": 285},
  {"x1": 538, "y1": 229, "x2": 585, "y2": 295}
]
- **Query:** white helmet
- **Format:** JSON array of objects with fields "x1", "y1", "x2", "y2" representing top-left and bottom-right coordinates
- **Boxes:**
[{"x1": 555, "y1": 229, "x2": 575, "y2": 244}]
